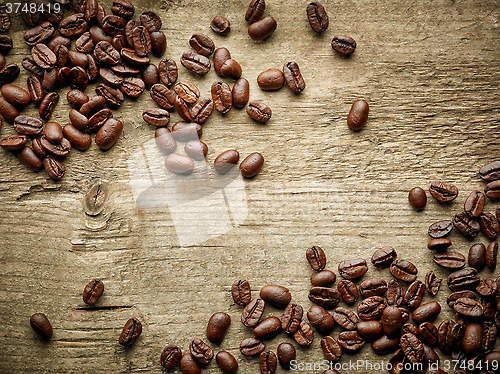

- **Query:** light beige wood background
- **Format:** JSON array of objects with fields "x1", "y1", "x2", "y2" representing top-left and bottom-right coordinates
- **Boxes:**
[{"x1": 0, "y1": 0, "x2": 499, "y2": 372}]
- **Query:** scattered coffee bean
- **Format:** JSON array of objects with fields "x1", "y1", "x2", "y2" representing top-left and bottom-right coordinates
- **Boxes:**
[
  {"x1": 63, "y1": 124, "x2": 92, "y2": 151},
  {"x1": 389, "y1": 259, "x2": 418, "y2": 283},
  {"x1": 180, "y1": 51, "x2": 211, "y2": 75},
  {"x1": 479, "y1": 212, "x2": 500, "y2": 240},
  {"x1": 118, "y1": 317, "x2": 142, "y2": 345},
  {"x1": 308, "y1": 286, "x2": 340, "y2": 309},
  {"x1": 240, "y1": 337, "x2": 265, "y2": 356},
  {"x1": 216, "y1": 351, "x2": 238, "y2": 374},
  {"x1": 371, "y1": 246, "x2": 397, "y2": 267},
  {"x1": 206, "y1": 312, "x2": 230, "y2": 344},
  {"x1": 307, "y1": 2, "x2": 329, "y2": 32},
  {"x1": 211, "y1": 81, "x2": 232, "y2": 114},
  {"x1": 386, "y1": 279, "x2": 403, "y2": 306},
  {"x1": 400, "y1": 333, "x2": 424, "y2": 363},
  {"x1": 189, "y1": 33, "x2": 214, "y2": 56},
  {"x1": 293, "y1": 320, "x2": 314, "y2": 346},
  {"x1": 150, "y1": 83, "x2": 175, "y2": 110},
  {"x1": 337, "y1": 279, "x2": 359, "y2": 304},
  {"x1": 254, "y1": 316, "x2": 282, "y2": 340},
  {"x1": 184, "y1": 140, "x2": 208, "y2": 161},
  {"x1": 447, "y1": 267, "x2": 480, "y2": 292},
  {"x1": 429, "y1": 181, "x2": 459, "y2": 202},
  {"x1": 311, "y1": 270, "x2": 336, "y2": 287},
  {"x1": 241, "y1": 298, "x2": 265, "y2": 327},
  {"x1": 259, "y1": 351, "x2": 277, "y2": 374},
  {"x1": 95, "y1": 118, "x2": 123, "y2": 150},
  {"x1": 210, "y1": 16, "x2": 231, "y2": 35},
  {"x1": 321, "y1": 335, "x2": 342, "y2": 362},
  {"x1": 307, "y1": 305, "x2": 335, "y2": 334},
  {"x1": 232, "y1": 78, "x2": 250, "y2": 108},
  {"x1": 0, "y1": 135, "x2": 27, "y2": 151},
  {"x1": 0, "y1": 97, "x2": 20, "y2": 123},
  {"x1": 30, "y1": 313, "x2": 53, "y2": 339},
  {"x1": 468, "y1": 243, "x2": 486, "y2": 270},
  {"x1": 214, "y1": 47, "x2": 231, "y2": 76},
  {"x1": 247, "y1": 101, "x2": 272, "y2": 122},
  {"x1": 479, "y1": 161, "x2": 500, "y2": 181},
  {"x1": 331, "y1": 35, "x2": 356, "y2": 55},
  {"x1": 486, "y1": 242, "x2": 498, "y2": 271},
  {"x1": 360, "y1": 278, "x2": 388, "y2": 298},
  {"x1": 18, "y1": 147, "x2": 42, "y2": 171},
  {"x1": 347, "y1": 99, "x2": 369, "y2": 130},
  {"x1": 276, "y1": 342, "x2": 295, "y2": 369},
  {"x1": 190, "y1": 338, "x2": 213, "y2": 365},
  {"x1": 453, "y1": 211, "x2": 481, "y2": 240},
  {"x1": 220, "y1": 59, "x2": 242, "y2": 80},
  {"x1": 240, "y1": 152, "x2": 264, "y2": 178},
  {"x1": 464, "y1": 190, "x2": 486, "y2": 217},
  {"x1": 260, "y1": 285, "x2": 291, "y2": 309},
  {"x1": 409, "y1": 187, "x2": 427, "y2": 210},
  {"x1": 356, "y1": 320, "x2": 383, "y2": 340},
  {"x1": 164, "y1": 153, "x2": 194, "y2": 175},
  {"x1": 357, "y1": 296, "x2": 386, "y2": 321},
  {"x1": 248, "y1": 16, "x2": 277, "y2": 40},
  {"x1": 453, "y1": 297, "x2": 484, "y2": 317},
  {"x1": 333, "y1": 306, "x2": 358, "y2": 330},
  {"x1": 161, "y1": 345, "x2": 182, "y2": 370},
  {"x1": 338, "y1": 330, "x2": 365, "y2": 351},
  {"x1": 180, "y1": 353, "x2": 200, "y2": 374},
  {"x1": 155, "y1": 128, "x2": 177, "y2": 154},
  {"x1": 338, "y1": 258, "x2": 368, "y2": 280},
  {"x1": 428, "y1": 220, "x2": 453, "y2": 238},
  {"x1": 245, "y1": 0, "x2": 265, "y2": 23},
  {"x1": 425, "y1": 271, "x2": 441, "y2": 296},
  {"x1": 281, "y1": 303, "x2": 303, "y2": 334},
  {"x1": 82, "y1": 279, "x2": 104, "y2": 305},
  {"x1": 403, "y1": 280, "x2": 425, "y2": 309},
  {"x1": 485, "y1": 180, "x2": 500, "y2": 198},
  {"x1": 44, "y1": 121, "x2": 63, "y2": 144},
  {"x1": 257, "y1": 68, "x2": 284, "y2": 91},
  {"x1": 433, "y1": 251, "x2": 466, "y2": 270}
]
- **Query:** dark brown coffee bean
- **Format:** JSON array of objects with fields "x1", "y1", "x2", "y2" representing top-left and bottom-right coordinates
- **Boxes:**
[
  {"x1": 95, "y1": 118, "x2": 122, "y2": 150},
  {"x1": 338, "y1": 258, "x2": 368, "y2": 280},
  {"x1": 181, "y1": 52, "x2": 211, "y2": 75},
  {"x1": 38, "y1": 92, "x2": 58, "y2": 121},
  {"x1": 159, "y1": 58, "x2": 178, "y2": 86},
  {"x1": 380, "y1": 305, "x2": 403, "y2": 337},
  {"x1": 453, "y1": 211, "x2": 481, "y2": 240},
  {"x1": 94, "y1": 41, "x2": 120, "y2": 66},
  {"x1": 191, "y1": 98, "x2": 214, "y2": 124},
  {"x1": 485, "y1": 180, "x2": 500, "y2": 198},
  {"x1": 247, "y1": 101, "x2": 272, "y2": 123},
  {"x1": 307, "y1": 2, "x2": 329, "y2": 32},
  {"x1": 13, "y1": 115, "x2": 43, "y2": 136},
  {"x1": 164, "y1": 153, "x2": 194, "y2": 174},
  {"x1": 40, "y1": 136, "x2": 71, "y2": 158},
  {"x1": 150, "y1": 83, "x2": 175, "y2": 110},
  {"x1": 403, "y1": 280, "x2": 425, "y2": 309},
  {"x1": 479, "y1": 212, "x2": 500, "y2": 240},
  {"x1": 448, "y1": 267, "x2": 480, "y2": 291},
  {"x1": 63, "y1": 124, "x2": 91, "y2": 151},
  {"x1": 307, "y1": 305, "x2": 334, "y2": 334},
  {"x1": 412, "y1": 302, "x2": 441, "y2": 326},
  {"x1": 390, "y1": 259, "x2": 418, "y2": 283},
  {"x1": 425, "y1": 271, "x2": 441, "y2": 296},
  {"x1": 356, "y1": 320, "x2": 383, "y2": 340},
  {"x1": 248, "y1": 16, "x2": 277, "y2": 40},
  {"x1": 184, "y1": 140, "x2": 208, "y2": 161},
  {"x1": 30, "y1": 313, "x2": 53, "y2": 339},
  {"x1": 174, "y1": 81, "x2": 200, "y2": 104},
  {"x1": 429, "y1": 181, "x2": 459, "y2": 202},
  {"x1": 240, "y1": 152, "x2": 264, "y2": 178},
  {"x1": 54, "y1": 45, "x2": 69, "y2": 68},
  {"x1": 44, "y1": 121, "x2": 63, "y2": 144},
  {"x1": 103, "y1": 14, "x2": 126, "y2": 36},
  {"x1": 245, "y1": 0, "x2": 265, "y2": 23},
  {"x1": 259, "y1": 351, "x2": 277, "y2": 374},
  {"x1": 75, "y1": 32, "x2": 94, "y2": 53},
  {"x1": 482, "y1": 321, "x2": 497, "y2": 352},
  {"x1": 132, "y1": 26, "x2": 151, "y2": 57},
  {"x1": 0, "y1": 4, "x2": 9, "y2": 33},
  {"x1": 276, "y1": 343, "x2": 295, "y2": 369},
  {"x1": 189, "y1": 338, "x2": 213, "y2": 365},
  {"x1": 333, "y1": 306, "x2": 358, "y2": 330},
  {"x1": 173, "y1": 96, "x2": 192, "y2": 121},
  {"x1": 82, "y1": 279, "x2": 104, "y2": 305},
  {"x1": 211, "y1": 81, "x2": 232, "y2": 114},
  {"x1": 0, "y1": 135, "x2": 27, "y2": 151},
  {"x1": 461, "y1": 323, "x2": 482, "y2": 355},
  {"x1": 215, "y1": 351, "x2": 237, "y2": 374},
  {"x1": 171, "y1": 122, "x2": 202, "y2": 142},
  {"x1": 161, "y1": 345, "x2": 182, "y2": 370},
  {"x1": 321, "y1": 336, "x2": 342, "y2": 362},
  {"x1": 309, "y1": 287, "x2": 340, "y2": 309},
  {"x1": 338, "y1": 330, "x2": 365, "y2": 351},
  {"x1": 47, "y1": 35, "x2": 71, "y2": 51},
  {"x1": 154, "y1": 128, "x2": 176, "y2": 154},
  {"x1": 331, "y1": 35, "x2": 356, "y2": 55},
  {"x1": 1, "y1": 84, "x2": 31, "y2": 107},
  {"x1": 438, "y1": 319, "x2": 464, "y2": 354},
  {"x1": 479, "y1": 161, "x2": 500, "y2": 181},
  {"x1": 447, "y1": 291, "x2": 477, "y2": 308},
  {"x1": 23, "y1": 55, "x2": 44, "y2": 76},
  {"x1": 232, "y1": 78, "x2": 250, "y2": 108},
  {"x1": 311, "y1": 270, "x2": 336, "y2": 287},
  {"x1": 211, "y1": 16, "x2": 230, "y2": 35},
  {"x1": 189, "y1": 33, "x2": 215, "y2": 56},
  {"x1": 95, "y1": 84, "x2": 124, "y2": 109},
  {"x1": 486, "y1": 242, "x2": 498, "y2": 271},
  {"x1": 0, "y1": 97, "x2": 19, "y2": 123},
  {"x1": 214, "y1": 47, "x2": 231, "y2": 76},
  {"x1": 293, "y1": 320, "x2": 314, "y2": 346},
  {"x1": 347, "y1": 99, "x2": 369, "y2": 130},
  {"x1": 454, "y1": 297, "x2": 484, "y2": 317},
  {"x1": 83, "y1": 0, "x2": 98, "y2": 21},
  {"x1": 357, "y1": 296, "x2": 386, "y2": 321},
  {"x1": 281, "y1": 303, "x2": 303, "y2": 334},
  {"x1": 386, "y1": 279, "x2": 403, "y2": 306},
  {"x1": 21, "y1": 3, "x2": 41, "y2": 27},
  {"x1": 59, "y1": 13, "x2": 88, "y2": 37},
  {"x1": 111, "y1": 0, "x2": 134, "y2": 18},
  {"x1": 124, "y1": 20, "x2": 141, "y2": 46},
  {"x1": 143, "y1": 108, "x2": 170, "y2": 127},
  {"x1": 69, "y1": 109, "x2": 90, "y2": 131},
  {"x1": 257, "y1": 68, "x2": 284, "y2": 91},
  {"x1": 31, "y1": 139, "x2": 46, "y2": 159},
  {"x1": 120, "y1": 77, "x2": 145, "y2": 98},
  {"x1": 69, "y1": 66, "x2": 89, "y2": 91},
  {"x1": 254, "y1": 316, "x2": 281, "y2": 340},
  {"x1": 42, "y1": 68, "x2": 58, "y2": 91},
  {"x1": 18, "y1": 147, "x2": 42, "y2": 171},
  {"x1": 306, "y1": 245, "x2": 326, "y2": 271},
  {"x1": 433, "y1": 251, "x2": 466, "y2": 270},
  {"x1": 99, "y1": 68, "x2": 123, "y2": 87},
  {"x1": 400, "y1": 333, "x2": 424, "y2": 363},
  {"x1": 260, "y1": 285, "x2": 291, "y2": 309},
  {"x1": 468, "y1": 243, "x2": 486, "y2": 270},
  {"x1": 0, "y1": 63, "x2": 20, "y2": 87},
  {"x1": 371, "y1": 334, "x2": 400, "y2": 354},
  {"x1": 150, "y1": 31, "x2": 166, "y2": 56},
  {"x1": 427, "y1": 238, "x2": 452, "y2": 251},
  {"x1": 141, "y1": 64, "x2": 159, "y2": 87},
  {"x1": 283, "y1": 61, "x2": 305, "y2": 92},
  {"x1": 464, "y1": 191, "x2": 486, "y2": 217},
  {"x1": 242, "y1": 298, "x2": 265, "y2": 327},
  {"x1": 476, "y1": 279, "x2": 497, "y2": 297},
  {"x1": 140, "y1": 10, "x2": 162, "y2": 33},
  {"x1": 0, "y1": 34, "x2": 12, "y2": 54},
  {"x1": 360, "y1": 278, "x2": 388, "y2": 298},
  {"x1": 371, "y1": 246, "x2": 397, "y2": 267},
  {"x1": 337, "y1": 279, "x2": 359, "y2": 304},
  {"x1": 240, "y1": 337, "x2": 265, "y2": 356},
  {"x1": 31, "y1": 44, "x2": 56, "y2": 69},
  {"x1": 214, "y1": 150, "x2": 239, "y2": 174},
  {"x1": 408, "y1": 186, "x2": 427, "y2": 209},
  {"x1": 417, "y1": 322, "x2": 438, "y2": 346},
  {"x1": 206, "y1": 312, "x2": 230, "y2": 344},
  {"x1": 180, "y1": 353, "x2": 200, "y2": 374},
  {"x1": 24, "y1": 22, "x2": 55, "y2": 46},
  {"x1": 67, "y1": 51, "x2": 88, "y2": 68},
  {"x1": 118, "y1": 318, "x2": 142, "y2": 345}
]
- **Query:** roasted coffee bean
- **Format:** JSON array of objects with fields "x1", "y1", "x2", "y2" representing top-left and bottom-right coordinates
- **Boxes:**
[
  {"x1": 1, "y1": 84, "x2": 31, "y2": 107},
  {"x1": 240, "y1": 152, "x2": 264, "y2": 178},
  {"x1": 417, "y1": 322, "x2": 438, "y2": 346},
  {"x1": 448, "y1": 267, "x2": 480, "y2": 291},
  {"x1": 174, "y1": 81, "x2": 200, "y2": 104},
  {"x1": 96, "y1": 4, "x2": 106, "y2": 26},
  {"x1": 307, "y1": 2, "x2": 329, "y2": 32},
  {"x1": 13, "y1": 115, "x2": 43, "y2": 136},
  {"x1": 140, "y1": 10, "x2": 162, "y2": 32},
  {"x1": 0, "y1": 54, "x2": 4, "y2": 71},
  {"x1": 99, "y1": 68, "x2": 123, "y2": 87},
  {"x1": 143, "y1": 108, "x2": 170, "y2": 127},
  {"x1": 283, "y1": 61, "x2": 305, "y2": 92},
  {"x1": 240, "y1": 337, "x2": 265, "y2": 356},
  {"x1": 306, "y1": 245, "x2": 326, "y2": 271},
  {"x1": 403, "y1": 281, "x2": 425, "y2": 309},
  {"x1": 281, "y1": 303, "x2": 303, "y2": 334},
  {"x1": 402, "y1": 324, "x2": 419, "y2": 338},
  {"x1": 189, "y1": 33, "x2": 215, "y2": 56},
  {"x1": 42, "y1": 68, "x2": 58, "y2": 91},
  {"x1": 82, "y1": 279, "x2": 104, "y2": 304},
  {"x1": 150, "y1": 31, "x2": 166, "y2": 56},
  {"x1": 184, "y1": 140, "x2": 208, "y2": 161},
  {"x1": 347, "y1": 99, "x2": 369, "y2": 130},
  {"x1": 75, "y1": 32, "x2": 94, "y2": 53},
  {"x1": 47, "y1": 35, "x2": 71, "y2": 50},
  {"x1": 390, "y1": 259, "x2": 418, "y2": 283},
  {"x1": 0, "y1": 135, "x2": 27, "y2": 151},
  {"x1": 94, "y1": 41, "x2": 120, "y2": 65},
  {"x1": 40, "y1": 136, "x2": 71, "y2": 158},
  {"x1": 215, "y1": 351, "x2": 237, "y2": 374},
  {"x1": 454, "y1": 297, "x2": 484, "y2": 317},
  {"x1": 338, "y1": 258, "x2": 368, "y2": 280},
  {"x1": 24, "y1": 22, "x2": 55, "y2": 46},
  {"x1": 0, "y1": 97, "x2": 19, "y2": 123},
  {"x1": 141, "y1": 64, "x2": 159, "y2": 87},
  {"x1": 447, "y1": 290, "x2": 477, "y2": 308},
  {"x1": 257, "y1": 69, "x2": 284, "y2": 91},
  {"x1": 242, "y1": 298, "x2": 265, "y2": 327},
  {"x1": 103, "y1": 14, "x2": 126, "y2": 36},
  {"x1": 464, "y1": 191, "x2": 486, "y2": 217},
  {"x1": 338, "y1": 330, "x2": 365, "y2": 351},
  {"x1": 485, "y1": 180, "x2": 500, "y2": 198},
  {"x1": 189, "y1": 338, "x2": 214, "y2": 365},
  {"x1": 0, "y1": 34, "x2": 12, "y2": 54},
  {"x1": 67, "y1": 51, "x2": 88, "y2": 68},
  {"x1": 180, "y1": 353, "x2": 200, "y2": 374},
  {"x1": 206, "y1": 312, "x2": 230, "y2": 344},
  {"x1": 371, "y1": 334, "x2": 400, "y2": 354},
  {"x1": 371, "y1": 246, "x2": 397, "y2": 268},
  {"x1": 23, "y1": 55, "x2": 44, "y2": 76},
  {"x1": 309, "y1": 287, "x2": 340, "y2": 309},
  {"x1": 248, "y1": 16, "x2": 277, "y2": 40},
  {"x1": 38, "y1": 92, "x2": 58, "y2": 121},
  {"x1": 191, "y1": 98, "x2": 214, "y2": 124},
  {"x1": 44, "y1": 121, "x2": 63, "y2": 144},
  {"x1": 125, "y1": 20, "x2": 142, "y2": 46},
  {"x1": 214, "y1": 47, "x2": 231, "y2": 76},
  {"x1": 482, "y1": 296, "x2": 496, "y2": 318},
  {"x1": 453, "y1": 211, "x2": 481, "y2": 240},
  {"x1": 69, "y1": 66, "x2": 89, "y2": 91},
  {"x1": 381, "y1": 306, "x2": 403, "y2": 337},
  {"x1": 21, "y1": 3, "x2": 41, "y2": 27},
  {"x1": 111, "y1": 0, "x2": 134, "y2": 18},
  {"x1": 307, "y1": 305, "x2": 335, "y2": 334},
  {"x1": 438, "y1": 320, "x2": 465, "y2": 355},
  {"x1": 232, "y1": 78, "x2": 250, "y2": 108},
  {"x1": 333, "y1": 306, "x2": 358, "y2": 330},
  {"x1": 219, "y1": 58, "x2": 243, "y2": 79},
  {"x1": 260, "y1": 285, "x2": 291, "y2": 309},
  {"x1": 0, "y1": 63, "x2": 20, "y2": 86},
  {"x1": 18, "y1": 147, "x2": 43, "y2": 171},
  {"x1": 245, "y1": 0, "x2": 265, "y2": 23},
  {"x1": 171, "y1": 122, "x2": 202, "y2": 142},
  {"x1": 32, "y1": 44, "x2": 56, "y2": 69},
  {"x1": 120, "y1": 77, "x2": 145, "y2": 97},
  {"x1": 54, "y1": 45, "x2": 69, "y2": 68},
  {"x1": 211, "y1": 16, "x2": 230, "y2": 35},
  {"x1": 180, "y1": 52, "x2": 211, "y2": 75},
  {"x1": 84, "y1": 0, "x2": 98, "y2": 21},
  {"x1": 337, "y1": 279, "x2": 359, "y2": 304},
  {"x1": 214, "y1": 149, "x2": 239, "y2": 174},
  {"x1": 399, "y1": 307, "x2": 410, "y2": 323},
  {"x1": 294, "y1": 320, "x2": 314, "y2": 346},
  {"x1": 357, "y1": 296, "x2": 386, "y2": 321},
  {"x1": 70, "y1": 109, "x2": 90, "y2": 131},
  {"x1": 159, "y1": 58, "x2": 178, "y2": 86},
  {"x1": 31, "y1": 139, "x2": 46, "y2": 159},
  {"x1": 479, "y1": 212, "x2": 500, "y2": 240},
  {"x1": 174, "y1": 96, "x2": 192, "y2": 121},
  {"x1": 118, "y1": 318, "x2": 142, "y2": 345},
  {"x1": 95, "y1": 118, "x2": 122, "y2": 150},
  {"x1": 30, "y1": 313, "x2": 53, "y2": 339},
  {"x1": 482, "y1": 321, "x2": 497, "y2": 352},
  {"x1": 331, "y1": 35, "x2": 356, "y2": 55},
  {"x1": 59, "y1": 13, "x2": 88, "y2": 37},
  {"x1": 428, "y1": 238, "x2": 452, "y2": 251},
  {"x1": 132, "y1": 26, "x2": 151, "y2": 57},
  {"x1": 150, "y1": 83, "x2": 175, "y2": 110},
  {"x1": 386, "y1": 279, "x2": 403, "y2": 306},
  {"x1": 408, "y1": 187, "x2": 427, "y2": 209},
  {"x1": 63, "y1": 124, "x2": 91, "y2": 151},
  {"x1": 425, "y1": 271, "x2": 441, "y2": 296},
  {"x1": 433, "y1": 251, "x2": 466, "y2": 270},
  {"x1": 211, "y1": 81, "x2": 232, "y2": 113},
  {"x1": 164, "y1": 153, "x2": 194, "y2": 174},
  {"x1": 476, "y1": 279, "x2": 497, "y2": 297},
  {"x1": 0, "y1": 4, "x2": 9, "y2": 33},
  {"x1": 320, "y1": 336, "x2": 342, "y2": 362},
  {"x1": 311, "y1": 270, "x2": 336, "y2": 287},
  {"x1": 462, "y1": 323, "x2": 483, "y2": 355},
  {"x1": 360, "y1": 278, "x2": 388, "y2": 298},
  {"x1": 254, "y1": 316, "x2": 281, "y2": 340},
  {"x1": 486, "y1": 242, "x2": 498, "y2": 271},
  {"x1": 276, "y1": 343, "x2": 295, "y2": 369},
  {"x1": 154, "y1": 128, "x2": 176, "y2": 154},
  {"x1": 259, "y1": 351, "x2": 277, "y2": 374},
  {"x1": 96, "y1": 84, "x2": 124, "y2": 109},
  {"x1": 356, "y1": 320, "x2": 383, "y2": 340},
  {"x1": 429, "y1": 181, "x2": 459, "y2": 202},
  {"x1": 468, "y1": 243, "x2": 486, "y2": 270},
  {"x1": 479, "y1": 161, "x2": 500, "y2": 181},
  {"x1": 161, "y1": 345, "x2": 182, "y2": 370},
  {"x1": 400, "y1": 333, "x2": 424, "y2": 363}
]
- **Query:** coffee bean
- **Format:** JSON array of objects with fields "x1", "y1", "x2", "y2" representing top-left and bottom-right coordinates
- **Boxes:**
[
  {"x1": 69, "y1": 109, "x2": 90, "y2": 132},
  {"x1": 67, "y1": 51, "x2": 88, "y2": 68},
  {"x1": 400, "y1": 333, "x2": 424, "y2": 363},
  {"x1": 47, "y1": 35, "x2": 71, "y2": 51},
  {"x1": 412, "y1": 302, "x2": 441, "y2": 327},
  {"x1": 468, "y1": 243, "x2": 486, "y2": 270},
  {"x1": 215, "y1": 351, "x2": 237, "y2": 374},
  {"x1": 211, "y1": 16, "x2": 230, "y2": 35},
  {"x1": 485, "y1": 180, "x2": 500, "y2": 198},
  {"x1": 438, "y1": 319, "x2": 465, "y2": 354},
  {"x1": 357, "y1": 296, "x2": 386, "y2": 321},
  {"x1": 44, "y1": 121, "x2": 63, "y2": 144},
  {"x1": 54, "y1": 45, "x2": 69, "y2": 68},
  {"x1": 184, "y1": 140, "x2": 208, "y2": 161},
  {"x1": 159, "y1": 58, "x2": 178, "y2": 86},
  {"x1": 337, "y1": 279, "x2": 359, "y2": 304},
  {"x1": 142, "y1": 108, "x2": 170, "y2": 127},
  {"x1": 276, "y1": 342, "x2": 295, "y2": 369},
  {"x1": 453, "y1": 211, "x2": 481, "y2": 240},
  {"x1": 30, "y1": 313, "x2": 53, "y2": 339},
  {"x1": 306, "y1": 245, "x2": 326, "y2": 271},
  {"x1": 219, "y1": 59, "x2": 243, "y2": 80},
  {"x1": 14, "y1": 115, "x2": 43, "y2": 136},
  {"x1": 386, "y1": 279, "x2": 403, "y2": 306},
  {"x1": 75, "y1": 32, "x2": 94, "y2": 53},
  {"x1": 155, "y1": 128, "x2": 176, "y2": 154},
  {"x1": 333, "y1": 306, "x2": 358, "y2": 330},
  {"x1": 211, "y1": 81, "x2": 232, "y2": 114},
  {"x1": 454, "y1": 297, "x2": 484, "y2": 317},
  {"x1": 259, "y1": 351, "x2": 277, "y2": 374},
  {"x1": 307, "y1": 305, "x2": 334, "y2": 334},
  {"x1": 486, "y1": 242, "x2": 498, "y2": 271},
  {"x1": 371, "y1": 246, "x2": 397, "y2": 267},
  {"x1": 180, "y1": 353, "x2": 200, "y2": 374},
  {"x1": 307, "y1": 2, "x2": 329, "y2": 32},
  {"x1": 464, "y1": 190, "x2": 486, "y2": 217},
  {"x1": 347, "y1": 99, "x2": 369, "y2": 130},
  {"x1": 231, "y1": 280, "x2": 251, "y2": 306},
  {"x1": 282, "y1": 61, "x2": 306, "y2": 92},
  {"x1": 69, "y1": 66, "x2": 89, "y2": 91},
  {"x1": 380, "y1": 305, "x2": 403, "y2": 337},
  {"x1": 126, "y1": 20, "x2": 143, "y2": 47},
  {"x1": 260, "y1": 285, "x2": 291, "y2": 309},
  {"x1": 18, "y1": 146, "x2": 42, "y2": 171},
  {"x1": 232, "y1": 78, "x2": 250, "y2": 108},
  {"x1": 433, "y1": 251, "x2": 466, "y2": 270},
  {"x1": 0, "y1": 97, "x2": 19, "y2": 123},
  {"x1": 96, "y1": 4, "x2": 106, "y2": 26},
  {"x1": 82, "y1": 279, "x2": 104, "y2": 305},
  {"x1": 214, "y1": 47, "x2": 231, "y2": 76},
  {"x1": 331, "y1": 35, "x2": 356, "y2": 55},
  {"x1": 476, "y1": 279, "x2": 497, "y2": 297},
  {"x1": 40, "y1": 136, "x2": 71, "y2": 158},
  {"x1": 320, "y1": 336, "x2": 342, "y2": 362},
  {"x1": 448, "y1": 267, "x2": 480, "y2": 292},
  {"x1": 39, "y1": 92, "x2": 58, "y2": 121},
  {"x1": 21, "y1": 4, "x2": 42, "y2": 27},
  {"x1": 403, "y1": 280, "x2": 425, "y2": 309},
  {"x1": 171, "y1": 122, "x2": 202, "y2": 142},
  {"x1": 371, "y1": 335, "x2": 400, "y2": 354},
  {"x1": 389, "y1": 259, "x2": 418, "y2": 283},
  {"x1": 0, "y1": 135, "x2": 27, "y2": 151},
  {"x1": 140, "y1": 10, "x2": 162, "y2": 32},
  {"x1": 356, "y1": 320, "x2": 383, "y2": 340},
  {"x1": 245, "y1": 0, "x2": 265, "y2": 23},
  {"x1": 424, "y1": 271, "x2": 441, "y2": 296},
  {"x1": 180, "y1": 52, "x2": 211, "y2": 75},
  {"x1": 0, "y1": 63, "x2": 20, "y2": 86},
  {"x1": 23, "y1": 56, "x2": 44, "y2": 77},
  {"x1": 141, "y1": 64, "x2": 159, "y2": 87},
  {"x1": 338, "y1": 330, "x2": 365, "y2": 351},
  {"x1": 122, "y1": 48, "x2": 150, "y2": 67},
  {"x1": 103, "y1": 14, "x2": 127, "y2": 36},
  {"x1": 248, "y1": 16, "x2": 277, "y2": 40},
  {"x1": 42, "y1": 68, "x2": 58, "y2": 91},
  {"x1": 164, "y1": 153, "x2": 194, "y2": 175},
  {"x1": 417, "y1": 322, "x2": 438, "y2": 346},
  {"x1": 360, "y1": 278, "x2": 388, "y2": 298},
  {"x1": 257, "y1": 69, "x2": 284, "y2": 91},
  {"x1": 96, "y1": 84, "x2": 124, "y2": 109},
  {"x1": 94, "y1": 41, "x2": 120, "y2": 65},
  {"x1": 447, "y1": 291, "x2": 477, "y2": 310},
  {"x1": 63, "y1": 124, "x2": 91, "y2": 151},
  {"x1": 247, "y1": 101, "x2": 272, "y2": 123},
  {"x1": 461, "y1": 323, "x2": 483, "y2": 355},
  {"x1": 254, "y1": 316, "x2": 281, "y2": 340},
  {"x1": 118, "y1": 318, "x2": 142, "y2": 345},
  {"x1": 131, "y1": 26, "x2": 151, "y2": 57},
  {"x1": 190, "y1": 338, "x2": 213, "y2": 365},
  {"x1": 281, "y1": 303, "x2": 303, "y2": 334},
  {"x1": 189, "y1": 33, "x2": 215, "y2": 56},
  {"x1": 311, "y1": 270, "x2": 336, "y2": 287},
  {"x1": 479, "y1": 212, "x2": 500, "y2": 240},
  {"x1": 479, "y1": 161, "x2": 500, "y2": 181},
  {"x1": 174, "y1": 96, "x2": 192, "y2": 122},
  {"x1": 482, "y1": 321, "x2": 497, "y2": 352},
  {"x1": 291, "y1": 320, "x2": 313, "y2": 346},
  {"x1": 409, "y1": 187, "x2": 427, "y2": 209},
  {"x1": 429, "y1": 181, "x2": 459, "y2": 202},
  {"x1": 242, "y1": 298, "x2": 265, "y2": 327},
  {"x1": 428, "y1": 220, "x2": 453, "y2": 239},
  {"x1": 1, "y1": 84, "x2": 31, "y2": 107},
  {"x1": 308, "y1": 286, "x2": 340, "y2": 309},
  {"x1": 240, "y1": 152, "x2": 264, "y2": 178},
  {"x1": 338, "y1": 258, "x2": 368, "y2": 280},
  {"x1": 0, "y1": 4, "x2": 9, "y2": 33},
  {"x1": 95, "y1": 118, "x2": 123, "y2": 150},
  {"x1": 161, "y1": 345, "x2": 182, "y2": 370},
  {"x1": 150, "y1": 83, "x2": 175, "y2": 110},
  {"x1": 206, "y1": 312, "x2": 230, "y2": 344},
  {"x1": 240, "y1": 337, "x2": 265, "y2": 356},
  {"x1": 99, "y1": 68, "x2": 123, "y2": 87},
  {"x1": 150, "y1": 31, "x2": 167, "y2": 56},
  {"x1": 120, "y1": 77, "x2": 145, "y2": 98},
  {"x1": 191, "y1": 98, "x2": 214, "y2": 124},
  {"x1": 174, "y1": 81, "x2": 200, "y2": 104},
  {"x1": 59, "y1": 13, "x2": 88, "y2": 37},
  {"x1": 24, "y1": 22, "x2": 55, "y2": 46}
]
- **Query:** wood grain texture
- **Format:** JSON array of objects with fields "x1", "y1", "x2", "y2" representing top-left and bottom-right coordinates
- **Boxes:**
[{"x1": 0, "y1": 0, "x2": 499, "y2": 372}]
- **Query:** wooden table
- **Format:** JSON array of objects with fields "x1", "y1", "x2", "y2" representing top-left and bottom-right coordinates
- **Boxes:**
[{"x1": 1, "y1": 0, "x2": 499, "y2": 372}]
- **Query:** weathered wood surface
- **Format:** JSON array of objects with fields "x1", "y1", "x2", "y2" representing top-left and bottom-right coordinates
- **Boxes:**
[{"x1": 1, "y1": 0, "x2": 499, "y2": 372}]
